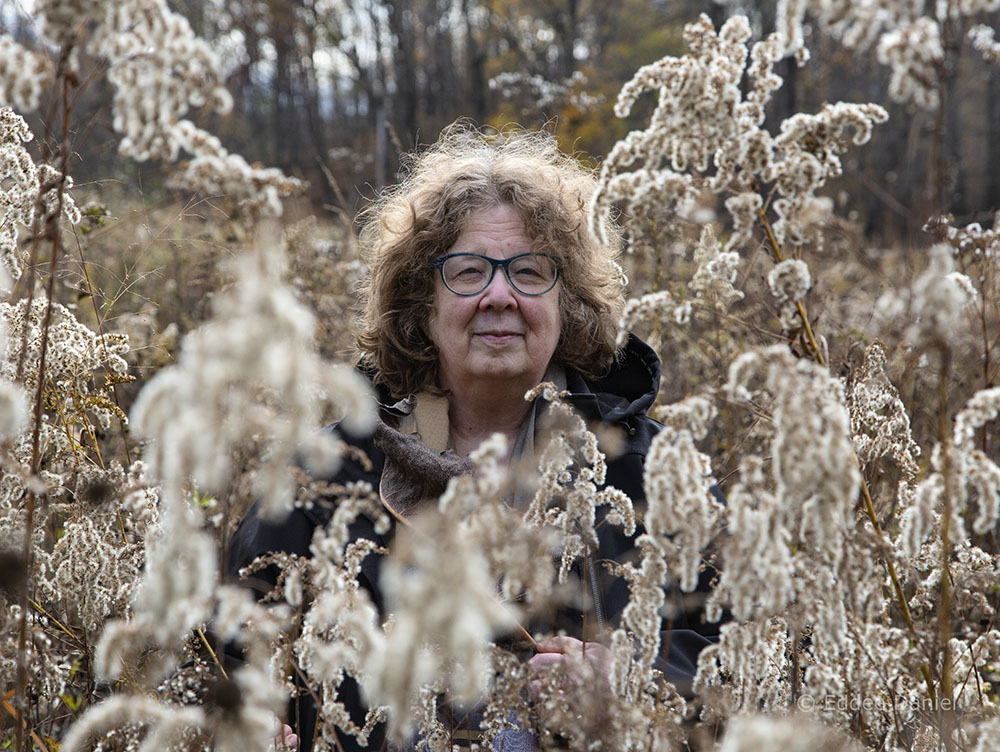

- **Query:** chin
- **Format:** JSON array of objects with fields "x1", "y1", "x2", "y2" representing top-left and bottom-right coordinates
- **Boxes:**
[{"x1": 468, "y1": 358, "x2": 535, "y2": 383}]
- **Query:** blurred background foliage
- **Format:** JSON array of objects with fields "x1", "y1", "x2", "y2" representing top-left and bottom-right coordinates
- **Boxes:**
[{"x1": 2, "y1": 0, "x2": 998, "y2": 239}]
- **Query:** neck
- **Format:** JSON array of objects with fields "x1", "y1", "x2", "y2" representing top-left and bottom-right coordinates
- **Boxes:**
[{"x1": 444, "y1": 378, "x2": 534, "y2": 459}]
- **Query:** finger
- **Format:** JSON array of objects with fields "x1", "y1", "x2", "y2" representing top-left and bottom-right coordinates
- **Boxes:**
[
  {"x1": 534, "y1": 635, "x2": 584, "y2": 654},
  {"x1": 282, "y1": 724, "x2": 299, "y2": 749},
  {"x1": 529, "y1": 652, "x2": 567, "y2": 671}
]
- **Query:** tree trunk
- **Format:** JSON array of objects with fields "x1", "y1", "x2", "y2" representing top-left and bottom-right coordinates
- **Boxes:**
[
  {"x1": 463, "y1": 0, "x2": 487, "y2": 122},
  {"x1": 387, "y1": 0, "x2": 419, "y2": 146}
]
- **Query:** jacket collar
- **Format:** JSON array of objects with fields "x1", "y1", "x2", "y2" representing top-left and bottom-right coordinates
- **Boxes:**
[{"x1": 564, "y1": 334, "x2": 661, "y2": 425}]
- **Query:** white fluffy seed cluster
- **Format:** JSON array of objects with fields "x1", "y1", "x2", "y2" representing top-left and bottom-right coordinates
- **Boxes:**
[
  {"x1": 768, "y1": 102, "x2": 887, "y2": 247},
  {"x1": 609, "y1": 396, "x2": 723, "y2": 728},
  {"x1": 0, "y1": 37, "x2": 50, "y2": 112},
  {"x1": 613, "y1": 538, "x2": 671, "y2": 697},
  {"x1": 643, "y1": 395, "x2": 723, "y2": 593},
  {"x1": 777, "y1": 1, "x2": 1000, "y2": 110},
  {"x1": 0, "y1": 108, "x2": 34, "y2": 284},
  {"x1": 908, "y1": 244, "x2": 976, "y2": 344},
  {"x1": 970, "y1": 24, "x2": 1000, "y2": 64},
  {"x1": 61, "y1": 694, "x2": 207, "y2": 752},
  {"x1": 2, "y1": 299, "x2": 128, "y2": 427},
  {"x1": 727, "y1": 347, "x2": 859, "y2": 569},
  {"x1": 94, "y1": 0, "x2": 233, "y2": 161},
  {"x1": 944, "y1": 210, "x2": 1000, "y2": 260},
  {"x1": 591, "y1": 13, "x2": 887, "y2": 258},
  {"x1": 692, "y1": 344, "x2": 972, "y2": 746},
  {"x1": 718, "y1": 712, "x2": 861, "y2": 752},
  {"x1": 767, "y1": 258, "x2": 811, "y2": 329},
  {"x1": 130, "y1": 225, "x2": 375, "y2": 520},
  {"x1": 590, "y1": 15, "x2": 750, "y2": 244},
  {"x1": 440, "y1": 435, "x2": 559, "y2": 608},
  {"x1": 524, "y1": 382, "x2": 636, "y2": 581},
  {"x1": 0, "y1": 108, "x2": 81, "y2": 286},
  {"x1": 167, "y1": 121, "x2": 305, "y2": 216},
  {"x1": 0, "y1": 316, "x2": 26, "y2": 441},
  {"x1": 368, "y1": 515, "x2": 511, "y2": 741},
  {"x1": 950, "y1": 388, "x2": 1000, "y2": 536},
  {"x1": 705, "y1": 346, "x2": 869, "y2": 649},
  {"x1": 610, "y1": 538, "x2": 690, "y2": 745},
  {"x1": 91, "y1": 473, "x2": 218, "y2": 686},
  {"x1": 34, "y1": 0, "x2": 110, "y2": 51},
  {"x1": 615, "y1": 291, "x2": 692, "y2": 347},
  {"x1": 92, "y1": 0, "x2": 302, "y2": 213},
  {"x1": 83, "y1": 492, "x2": 290, "y2": 751},
  {"x1": 34, "y1": 480, "x2": 144, "y2": 633},
  {"x1": 689, "y1": 225, "x2": 744, "y2": 310},
  {"x1": 0, "y1": 603, "x2": 72, "y2": 709},
  {"x1": 846, "y1": 343, "x2": 921, "y2": 480},
  {"x1": 13, "y1": 0, "x2": 301, "y2": 215},
  {"x1": 294, "y1": 525, "x2": 388, "y2": 748},
  {"x1": 697, "y1": 616, "x2": 794, "y2": 717},
  {"x1": 0, "y1": 298, "x2": 129, "y2": 510},
  {"x1": 0, "y1": 277, "x2": 140, "y2": 709},
  {"x1": 877, "y1": 18, "x2": 944, "y2": 109},
  {"x1": 64, "y1": 654, "x2": 286, "y2": 752}
]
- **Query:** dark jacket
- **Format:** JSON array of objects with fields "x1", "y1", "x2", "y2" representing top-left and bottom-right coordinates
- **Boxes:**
[{"x1": 226, "y1": 335, "x2": 718, "y2": 751}]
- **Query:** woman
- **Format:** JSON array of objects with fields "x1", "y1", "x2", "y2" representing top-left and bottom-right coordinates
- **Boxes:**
[{"x1": 227, "y1": 126, "x2": 717, "y2": 750}]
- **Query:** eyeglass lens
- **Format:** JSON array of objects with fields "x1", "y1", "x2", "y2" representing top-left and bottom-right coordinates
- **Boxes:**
[{"x1": 441, "y1": 254, "x2": 557, "y2": 295}]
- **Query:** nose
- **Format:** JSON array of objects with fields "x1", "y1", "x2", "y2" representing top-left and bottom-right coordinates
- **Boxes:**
[{"x1": 478, "y1": 267, "x2": 518, "y2": 310}]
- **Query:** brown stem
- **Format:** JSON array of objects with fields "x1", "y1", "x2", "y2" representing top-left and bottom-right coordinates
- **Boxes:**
[
  {"x1": 936, "y1": 344, "x2": 955, "y2": 751},
  {"x1": 859, "y1": 479, "x2": 936, "y2": 705},
  {"x1": 978, "y1": 265, "x2": 992, "y2": 455},
  {"x1": 517, "y1": 622, "x2": 540, "y2": 652},
  {"x1": 756, "y1": 207, "x2": 826, "y2": 367},
  {"x1": 70, "y1": 227, "x2": 133, "y2": 467},
  {"x1": 28, "y1": 598, "x2": 84, "y2": 648},
  {"x1": 2, "y1": 691, "x2": 51, "y2": 752},
  {"x1": 197, "y1": 627, "x2": 229, "y2": 680},
  {"x1": 290, "y1": 662, "x2": 349, "y2": 752},
  {"x1": 15, "y1": 54, "x2": 78, "y2": 752}
]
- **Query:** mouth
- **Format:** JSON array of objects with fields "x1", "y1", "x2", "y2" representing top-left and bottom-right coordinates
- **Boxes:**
[{"x1": 474, "y1": 330, "x2": 523, "y2": 343}]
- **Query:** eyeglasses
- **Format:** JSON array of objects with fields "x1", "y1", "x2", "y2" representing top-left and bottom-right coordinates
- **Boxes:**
[{"x1": 432, "y1": 252, "x2": 560, "y2": 296}]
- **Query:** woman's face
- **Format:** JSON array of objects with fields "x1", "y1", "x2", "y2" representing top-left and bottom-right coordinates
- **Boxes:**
[{"x1": 427, "y1": 204, "x2": 561, "y2": 396}]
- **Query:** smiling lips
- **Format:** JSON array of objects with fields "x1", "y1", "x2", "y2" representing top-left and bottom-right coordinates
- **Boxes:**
[{"x1": 474, "y1": 329, "x2": 523, "y2": 342}]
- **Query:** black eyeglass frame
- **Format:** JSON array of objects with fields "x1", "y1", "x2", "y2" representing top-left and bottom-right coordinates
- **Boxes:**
[{"x1": 432, "y1": 252, "x2": 561, "y2": 297}]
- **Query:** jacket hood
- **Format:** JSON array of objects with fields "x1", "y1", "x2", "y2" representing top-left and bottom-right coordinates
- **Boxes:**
[{"x1": 565, "y1": 334, "x2": 661, "y2": 425}]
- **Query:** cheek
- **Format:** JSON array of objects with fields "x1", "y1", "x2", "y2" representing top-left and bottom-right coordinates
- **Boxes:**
[
  {"x1": 551, "y1": 292, "x2": 570, "y2": 345},
  {"x1": 548, "y1": 293, "x2": 564, "y2": 336},
  {"x1": 530, "y1": 298, "x2": 562, "y2": 351},
  {"x1": 427, "y1": 293, "x2": 475, "y2": 349}
]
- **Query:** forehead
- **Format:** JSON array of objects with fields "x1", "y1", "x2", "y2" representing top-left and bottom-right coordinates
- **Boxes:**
[{"x1": 449, "y1": 205, "x2": 532, "y2": 258}]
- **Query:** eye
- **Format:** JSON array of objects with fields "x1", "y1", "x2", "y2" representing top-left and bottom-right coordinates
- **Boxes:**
[
  {"x1": 442, "y1": 255, "x2": 490, "y2": 287},
  {"x1": 455, "y1": 265, "x2": 483, "y2": 278},
  {"x1": 513, "y1": 265, "x2": 543, "y2": 279},
  {"x1": 510, "y1": 255, "x2": 555, "y2": 282}
]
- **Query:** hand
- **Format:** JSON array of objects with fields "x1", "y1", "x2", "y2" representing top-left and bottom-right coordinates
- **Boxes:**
[{"x1": 528, "y1": 636, "x2": 613, "y2": 696}]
